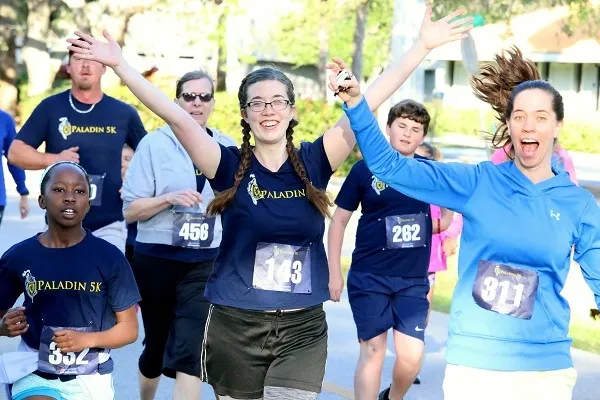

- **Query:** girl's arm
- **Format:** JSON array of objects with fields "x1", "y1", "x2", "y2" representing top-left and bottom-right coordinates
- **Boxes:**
[
  {"x1": 321, "y1": 7, "x2": 473, "y2": 171},
  {"x1": 67, "y1": 31, "x2": 221, "y2": 178},
  {"x1": 342, "y1": 96, "x2": 481, "y2": 213},
  {"x1": 327, "y1": 207, "x2": 353, "y2": 301}
]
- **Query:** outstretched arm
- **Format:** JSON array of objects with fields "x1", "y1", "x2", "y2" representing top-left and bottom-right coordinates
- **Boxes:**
[
  {"x1": 337, "y1": 95, "x2": 480, "y2": 213},
  {"x1": 67, "y1": 31, "x2": 221, "y2": 178},
  {"x1": 322, "y1": 7, "x2": 473, "y2": 171}
]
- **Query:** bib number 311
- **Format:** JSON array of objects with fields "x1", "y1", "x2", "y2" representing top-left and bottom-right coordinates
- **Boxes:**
[
  {"x1": 252, "y1": 242, "x2": 312, "y2": 294},
  {"x1": 38, "y1": 326, "x2": 99, "y2": 375},
  {"x1": 472, "y1": 261, "x2": 539, "y2": 319}
]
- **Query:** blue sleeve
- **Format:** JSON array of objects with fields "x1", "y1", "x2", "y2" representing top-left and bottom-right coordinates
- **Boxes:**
[
  {"x1": 121, "y1": 137, "x2": 156, "y2": 209},
  {"x1": 343, "y1": 97, "x2": 481, "y2": 213},
  {"x1": 334, "y1": 162, "x2": 363, "y2": 212},
  {"x1": 125, "y1": 108, "x2": 146, "y2": 150},
  {"x1": 16, "y1": 100, "x2": 49, "y2": 149},
  {"x1": 0, "y1": 251, "x2": 24, "y2": 310},
  {"x1": 3, "y1": 115, "x2": 28, "y2": 195},
  {"x1": 208, "y1": 144, "x2": 240, "y2": 192},
  {"x1": 301, "y1": 136, "x2": 334, "y2": 190},
  {"x1": 573, "y1": 197, "x2": 600, "y2": 309},
  {"x1": 107, "y1": 254, "x2": 141, "y2": 312}
]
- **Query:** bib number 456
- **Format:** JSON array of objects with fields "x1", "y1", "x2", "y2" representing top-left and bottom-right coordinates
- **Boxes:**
[{"x1": 179, "y1": 222, "x2": 209, "y2": 241}]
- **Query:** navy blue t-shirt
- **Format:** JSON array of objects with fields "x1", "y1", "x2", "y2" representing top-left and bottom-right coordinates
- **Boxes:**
[
  {"x1": 207, "y1": 136, "x2": 333, "y2": 310},
  {"x1": 17, "y1": 90, "x2": 146, "y2": 231},
  {"x1": 0, "y1": 231, "x2": 141, "y2": 374},
  {"x1": 335, "y1": 159, "x2": 432, "y2": 277}
]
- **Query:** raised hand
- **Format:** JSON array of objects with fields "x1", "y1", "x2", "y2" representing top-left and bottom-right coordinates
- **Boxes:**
[
  {"x1": 418, "y1": 7, "x2": 474, "y2": 51},
  {"x1": 326, "y1": 58, "x2": 361, "y2": 106},
  {"x1": 66, "y1": 30, "x2": 122, "y2": 68}
]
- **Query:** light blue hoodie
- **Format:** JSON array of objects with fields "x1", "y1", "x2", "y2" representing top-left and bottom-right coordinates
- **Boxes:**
[{"x1": 344, "y1": 97, "x2": 600, "y2": 371}]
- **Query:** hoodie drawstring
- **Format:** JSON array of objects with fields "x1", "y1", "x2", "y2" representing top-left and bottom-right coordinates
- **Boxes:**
[{"x1": 261, "y1": 310, "x2": 283, "y2": 350}]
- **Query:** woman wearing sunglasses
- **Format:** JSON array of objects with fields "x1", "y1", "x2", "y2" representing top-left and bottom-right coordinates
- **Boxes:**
[{"x1": 120, "y1": 70, "x2": 236, "y2": 400}]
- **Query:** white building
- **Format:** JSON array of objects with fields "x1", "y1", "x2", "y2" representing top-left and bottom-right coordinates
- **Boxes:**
[{"x1": 425, "y1": 7, "x2": 600, "y2": 116}]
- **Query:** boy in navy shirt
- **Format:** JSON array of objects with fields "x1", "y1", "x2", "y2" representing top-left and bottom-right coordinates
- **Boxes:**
[
  {"x1": 328, "y1": 100, "x2": 454, "y2": 400},
  {"x1": 0, "y1": 161, "x2": 140, "y2": 399},
  {"x1": 8, "y1": 51, "x2": 146, "y2": 253}
]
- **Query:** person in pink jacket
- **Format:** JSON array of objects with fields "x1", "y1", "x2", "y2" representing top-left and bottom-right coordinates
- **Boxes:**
[
  {"x1": 416, "y1": 143, "x2": 463, "y2": 320},
  {"x1": 414, "y1": 142, "x2": 464, "y2": 385},
  {"x1": 490, "y1": 142, "x2": 578, "y2": 185}
]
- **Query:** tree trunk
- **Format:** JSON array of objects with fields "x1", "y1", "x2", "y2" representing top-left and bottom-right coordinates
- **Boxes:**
[
  {"x1": 22, "y1": 0, "x2": 53, "y2": 96},
  {"x1": 351, "y1": 0, "x2": 369, "y2": 83},
  {"x1": 317, "y1": 0, "x2": 329, "y2": 101},
  {"x1": 215, "y1": 9, "x2": 228, "y2": 91},
  {"x1": 0, "y1": 0, "x2": 21, "y2": 116}
]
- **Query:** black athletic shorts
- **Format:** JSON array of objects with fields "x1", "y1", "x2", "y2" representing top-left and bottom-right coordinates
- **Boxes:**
[
  {"x1": 132, "y1": 251, "x2": 214, "y2": 379},
  {"x1": 202, "y1": 304, "x2": 328, "y2": 399}
]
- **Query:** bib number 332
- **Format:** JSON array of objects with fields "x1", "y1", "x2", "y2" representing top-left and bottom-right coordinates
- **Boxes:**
[
  {"x1": 38, "y1": 326, "x2": 99, "y2": 375},
  {"x1": 252, "y1": 242, "x2": 312, "y2": 294},
  {"x1": 472, "y1": 260, "x2": 539, "y2": 319}
]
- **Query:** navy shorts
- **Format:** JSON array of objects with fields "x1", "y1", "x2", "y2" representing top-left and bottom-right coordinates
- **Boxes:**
[{"x1": 347, "y1": 270, "x2": 430, "y2": 342}]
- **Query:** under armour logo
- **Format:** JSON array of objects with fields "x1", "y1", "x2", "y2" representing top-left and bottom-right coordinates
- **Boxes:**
[{"x1": 550, "y1": 210, "x2": 560, "y2": 221}]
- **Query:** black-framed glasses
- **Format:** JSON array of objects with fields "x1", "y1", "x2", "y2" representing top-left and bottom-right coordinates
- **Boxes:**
[
  {"x1": 179, "y1": 92, "x2": 214, "y2": 103},
  {"x1": 245, "y1": 99, "x2": 291, "y2": 112}
]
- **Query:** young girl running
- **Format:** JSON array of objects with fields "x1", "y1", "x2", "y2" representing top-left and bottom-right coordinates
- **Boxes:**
[
  {"x1": 67, "y1": 8, "x2": 472, "y2": 398},
  {"x1": 0, "y1": 161, "x2": 140, "y2": 399}
]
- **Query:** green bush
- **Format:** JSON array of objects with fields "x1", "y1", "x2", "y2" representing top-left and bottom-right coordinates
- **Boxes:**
[
  {"x1": 18, "y1": 80, "x2": 356, "y2": 174},
  {"x1": 428, "y1": 103, "x2": 600, "y2": 154}
]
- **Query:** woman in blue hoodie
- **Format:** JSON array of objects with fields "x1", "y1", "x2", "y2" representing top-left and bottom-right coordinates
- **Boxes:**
[{"x1": 337, "y1": 47, "x2": 600, "y2": 400}]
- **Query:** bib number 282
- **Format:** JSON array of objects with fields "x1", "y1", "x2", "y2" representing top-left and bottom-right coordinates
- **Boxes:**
[
  {"x1": 252, "y1": 242, "x2": 312, "y2": 294},
  {"x1": 385, "y1": 213, "x2": 427, "y2": 249}
]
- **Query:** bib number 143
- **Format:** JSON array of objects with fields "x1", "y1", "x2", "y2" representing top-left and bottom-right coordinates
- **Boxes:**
[
  {"x1": 252, "y1": 242, "x2": 312, "y2": 294},
  {"x1": 265, "y1": 258, "x2": 302, "y2": 284}
]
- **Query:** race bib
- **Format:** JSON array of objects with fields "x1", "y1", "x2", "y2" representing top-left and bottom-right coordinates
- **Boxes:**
[
  {"x1": 385, "y1": 213, "x2": 427, "y2": 249},
  {"x1": 472, "y1": 261, "x2": 539, "y2": 319},
  {"x1": 252, "y1": 243, "x2": 311, "y2": 294},
  {"x1": 38, "y1": 326, "x2": 99, "y2": 375},
  {"x1": 89, "y1": 174, "x2": 105, "y2": 207},
  {"x1": 172, "y1": 212, "x2": 216, "y2": 249}
]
